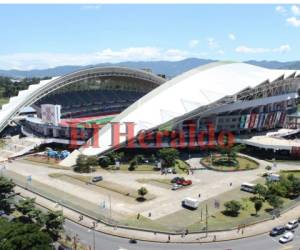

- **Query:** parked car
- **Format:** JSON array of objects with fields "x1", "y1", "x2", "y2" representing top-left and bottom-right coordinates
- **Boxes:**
[
  {"x1": 92, "y1": 176, "x2": 103, "y2": 182},
  {"x1": 171, "y1": 177, "x2": 183, "y2": 183},
  {"x1": 0, "y1": 210, "x2": 5, "y2": 216},
  {"x1": 285, "y1": 220, "x2": 299, "y2": 230},
  {"x1": 177, "y1": 179, "x2": 192, "y2": 186},
  {"x1": 171, "y1": 183, "x2": 182, "y2": 190},
  {"x1": 270, "y1": 226, "x2": 285, "y2": 236},
  {"x1": 279, "y1": 232, "x2": 294, "y2": 243},
  {"x1": 172, "y1": 168, "x2": 177, "y2": 174}
]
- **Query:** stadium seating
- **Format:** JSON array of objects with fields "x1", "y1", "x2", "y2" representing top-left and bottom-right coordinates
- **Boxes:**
[{"x1": 36, "y1": 90, "x2": 145, "y2": 118}]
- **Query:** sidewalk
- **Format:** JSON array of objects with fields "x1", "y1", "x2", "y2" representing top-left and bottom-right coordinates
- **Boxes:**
[{"x1": 14, "y1": 185, "x2": 300, "y2": 243}]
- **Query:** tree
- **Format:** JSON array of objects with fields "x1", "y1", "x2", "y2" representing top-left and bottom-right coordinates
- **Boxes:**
[
  {"x1": 42, "y1": 211, "x2": 64, "y2": 241},
  {"x1": 0, "y1": 218, "x2": 52, "y2": 250},
  {"x1": 16, "y1": 198, "x2": 42, "y2": 224},
  {"x1": 254, "y1": 184, "x2": 268, "y2": 200},
  {"x1": 0, "y1": 177, "x2": 15, "y2": 213},
  {"x1": 158, "y1": 148, "x2": 179, "y2": 167},
  {"x1": 87, "y1": 156, "x2": 98, "y2": 167},
  {"x1": 74, "y1": 154, "x2": 91, "y2": 173},
  {"x1": 223, "y1": 200, "x2": 242, "y2": 217},
  {"x1": 254, "y1": 199, "x2": 263, "y2": 215},
  {"x1": 267, "y1": 195, "x2": 283, "y2": 210},
  {"x1": 98, "y1": 156, "x2": 110, "y2": 168},
  {"x1": 137, "y1": 187, "x2": 148, "y2": 200},
  {"x1": 129, "y1": 157, "x2": 138, "y2": 171}
]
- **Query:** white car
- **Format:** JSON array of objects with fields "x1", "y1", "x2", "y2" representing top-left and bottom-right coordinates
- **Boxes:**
[
  {"x1": 171, "y1": 183, "x2": 182, "y2": 190},
  {"x1": 285, "y1": 220, "x2": 299, "y2": 230},
  {"x1": 279, "y1": 232, "x2": 294, "y2": 243}
]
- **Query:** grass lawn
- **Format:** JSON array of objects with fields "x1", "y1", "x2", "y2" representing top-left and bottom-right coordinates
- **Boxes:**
[
  {"x1": 175, "y1": 159, "x2": 189, "y2": 174},
  {"x1": 201, "y1": 155, "x2": 259, "y2": 171},
  {"x1": 153, "y1": 177, "x2": 299, "y2": 233},
  {"x1": 106, "y1": 164, "x2": 156, "y2": 172},
  {"x1": 22, "y1": 156, "x2": 70, "y2": 170},
  {"x1": 49, "y1": 173, "x2": 156, "y2": 201},
  {"x1": 280, "y1": 170, "x2": 300, "y2": 178}
]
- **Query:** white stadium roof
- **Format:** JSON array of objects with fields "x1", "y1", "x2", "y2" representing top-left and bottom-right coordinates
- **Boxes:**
[{"x1": 81, "y1": 61, "x2": 298, "y2": 155}]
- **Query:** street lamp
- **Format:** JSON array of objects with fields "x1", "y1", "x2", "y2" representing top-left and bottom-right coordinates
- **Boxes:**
[{"x1": 88, "y1": 221, "x2": 97, "y2": 250}]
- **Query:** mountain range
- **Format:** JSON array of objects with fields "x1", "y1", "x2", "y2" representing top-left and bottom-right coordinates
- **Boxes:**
[{"x1": 0, "y1": 58, "x2": 299, "y2": 79}]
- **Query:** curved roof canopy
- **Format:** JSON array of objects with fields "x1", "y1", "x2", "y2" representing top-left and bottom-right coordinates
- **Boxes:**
[
  {"x1": 0, "y1": 66, "x2": 165, "y2": 133},
  {"x1": 81, "y1": 62, "x2": 299, "y2": 155}
]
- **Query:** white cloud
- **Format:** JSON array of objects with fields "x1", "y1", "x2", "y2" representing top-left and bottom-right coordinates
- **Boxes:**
[
  {"x1": 235, "y1": 44, "x2": 291, "y2": 54},
  {"x1": 275, "y1": 5, "x2": 287, "y2": 14},
  {"x1": 291, "y1": 5, "x2": 300, "y2": 16},
  {"x1": 207, "y1": 37, "x2": 219, "y2": 49},
  {"x1": 273, "y1": 44, "x2": 291, "y2": 53},
  {"x1": 235, "y1": 46, "x2": 269, "y2": 54},
  {"x1": 188, "y1": 39, "x2": 199, "y2": 48},
  {"x1": 228, "y1": 33, "x2": 236, "y2": 41},
  {"x1": 287, "y1": 16, "x2": 300, "y2": 27},
  {"x1": 0, "y1": 47, "x2": 190, "y2": 70}
]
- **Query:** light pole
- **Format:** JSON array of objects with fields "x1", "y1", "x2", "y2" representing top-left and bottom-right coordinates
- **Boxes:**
[{"x1": 88, "y1": 222, "x2": 97, "y2": 250}]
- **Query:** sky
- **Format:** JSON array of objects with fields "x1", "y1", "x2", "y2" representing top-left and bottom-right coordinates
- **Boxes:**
[{"x1": 0, "y1": 4, "x2": 299, "y2": 70}]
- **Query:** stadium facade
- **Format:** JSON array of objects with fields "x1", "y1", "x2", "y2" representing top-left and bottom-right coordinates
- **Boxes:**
[{"x1": 1, "y1": 62, "x2": 300, "y2": 160}]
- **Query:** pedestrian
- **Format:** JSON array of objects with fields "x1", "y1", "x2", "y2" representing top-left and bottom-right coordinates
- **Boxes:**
[
  {"x1": 198, "y1": 193, "x2": 201, "y2": 198},
  {"x1": 168, "y1": 235, "x2": 171, "y2": 242},
  {"x1": 148, "y1": 212, "x2": 152, "y2": 217},
  {"x1": 230, "y1": 182, "x2": 232, "y2": 187},
  {"x1": 213, "y1": 235, "x2": 216, "y2": 241},
  {"x1": 137, "y1": 213, "x2": 140, "y2": 220}
]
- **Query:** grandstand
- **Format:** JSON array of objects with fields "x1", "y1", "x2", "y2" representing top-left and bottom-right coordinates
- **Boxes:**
[{"x1": 34, "y1": 90, "x2": 145, "y2": 118}]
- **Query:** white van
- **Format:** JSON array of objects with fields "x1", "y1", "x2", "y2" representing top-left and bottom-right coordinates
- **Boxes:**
[
  {"x1": 266, "y1": 173, "x2": 280, "y2": 182},
  {"x1": 182, "y1": 197, "x2": 199, "y2": 209}
]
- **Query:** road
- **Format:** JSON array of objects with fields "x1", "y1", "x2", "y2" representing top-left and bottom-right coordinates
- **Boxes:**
[{"x1": 64, "y1": 219, "x2": 300, "y2": 250}]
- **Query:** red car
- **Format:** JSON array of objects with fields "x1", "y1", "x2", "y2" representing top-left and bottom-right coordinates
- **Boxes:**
[{"x1": 176, "y1": 179, "x2": 192, "y2": 186}]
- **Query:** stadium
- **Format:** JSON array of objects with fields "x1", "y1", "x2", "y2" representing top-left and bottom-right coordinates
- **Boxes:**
[{"x1": 0, "y1": 61, "x2": 300, "y2": 163}]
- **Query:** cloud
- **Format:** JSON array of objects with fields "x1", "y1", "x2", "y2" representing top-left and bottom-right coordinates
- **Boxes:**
[
  {"x1": 273, "y1": 44, "x2": 291, "y2": 53},
  {"x1": 235, "y1": 44, "x2": 291, "y2": 54},
  {"x1": 287, "y1": 16, "x2": 300, "y2": 27},
  {"x1": 188, "y1": 39, "x2": 199, "y2": 48},
  {"x1": 228, "y1": 33, "x2": 236, "y2": 41},
  {"x1": 0, "y1": 47, "x2": 190, "y2": 70},
  {"x1": 291, "y1": 5, "x2": 300, "y2": 16},
  {"x1": 275, "y1": 5, "x2": 287, "y2": 14},
  {"x1": 207, "y1": 37, "x2": 219, "y2": 49}
]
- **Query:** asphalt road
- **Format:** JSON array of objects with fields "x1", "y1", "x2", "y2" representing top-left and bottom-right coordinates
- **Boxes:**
[{"x1": 64, "y1": 219, "x2": 300, "y2": 250}]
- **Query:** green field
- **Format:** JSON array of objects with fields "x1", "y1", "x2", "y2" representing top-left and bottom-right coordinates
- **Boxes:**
[{"x1": 201, "y1": 156, "x2": 259, "y2": 171}]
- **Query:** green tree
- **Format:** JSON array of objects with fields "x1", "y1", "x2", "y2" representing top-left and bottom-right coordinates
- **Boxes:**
[
  {"x1": 42, "y1": 211, "x2": 64, "y2": 241},
  {"x1": 16, "y1": 198, "x2": 42, "y2": 224},
  {"x1": 0, "y1": 177, "x2": 15, "y2": 213},
  {"x1": 254, "y1": 199, "x2": 263, "y2": 215},
  {"x1": 87, "y1": 156, "x2": 98, "y2": 167},
  {"x1": 0, "y1": 218, "x2": 52, "y2": 250},
  {"x1": 223, "y1": 200, "x2": 242, "y2": 217},
  {"x1": 74, "y1": 154, "x2": 91, "y2": 173},
  {"x1": 98, "y1": 156, "x2": 110, "y2": 168},
  {"x1": 137, "y1": 187, "x2": 148, "y2": 199},
  {"x1": 254, "y1": 184, "x2": 268, "y2": 200},
  {"x1": 267, "y1": 195, "x2": 283, "y2": 210},
  {"x1": 158, "y1": 148, "x2": 179, "y2": 167},
  {"x1": 129, "y1": 158, "x2": 137, "y2": 171}
]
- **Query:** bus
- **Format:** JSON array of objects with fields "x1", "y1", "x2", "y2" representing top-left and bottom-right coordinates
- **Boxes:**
[{"x1": 240, "y1": 182, "x2": 256, "y2": 193}]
